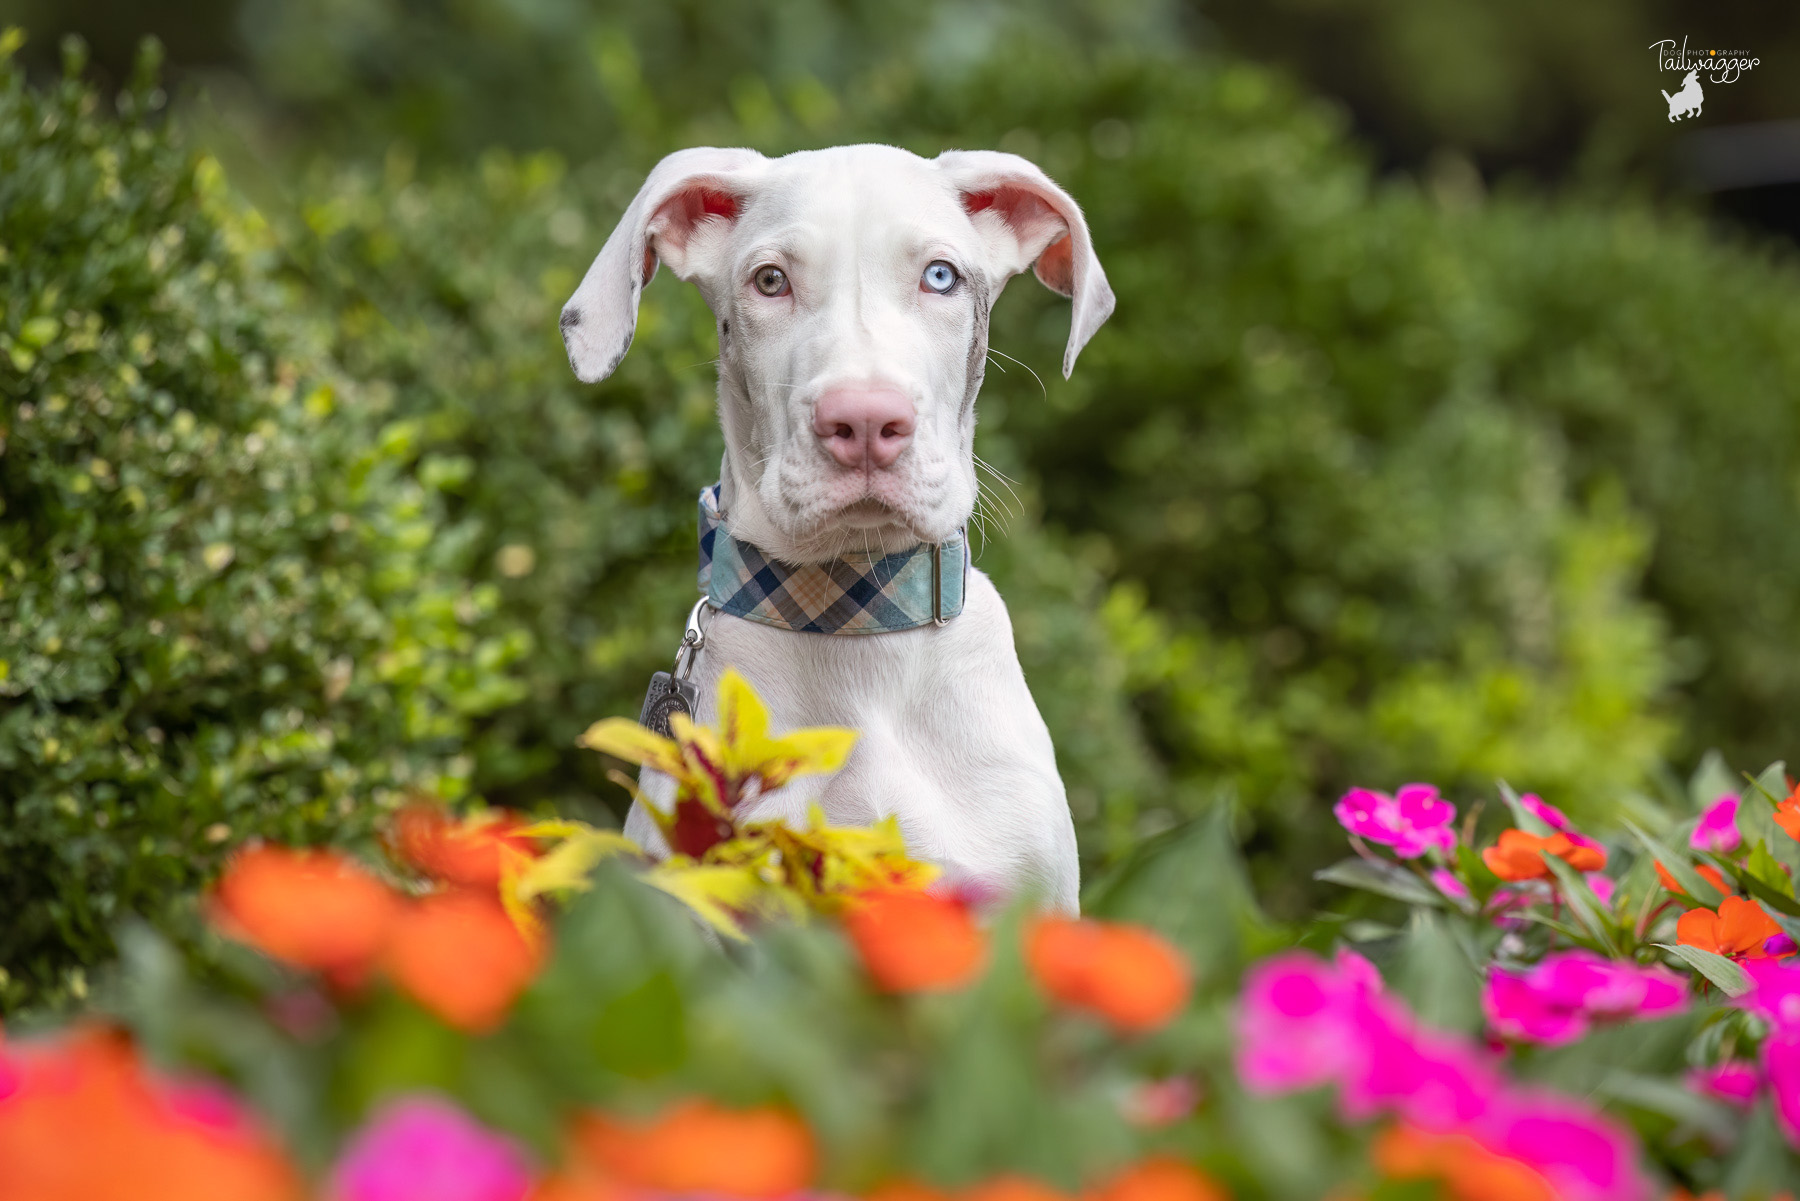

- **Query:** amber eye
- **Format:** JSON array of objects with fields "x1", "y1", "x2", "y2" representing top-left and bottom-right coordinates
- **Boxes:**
[
  {"x1": 753, "y1": 265, "x2": 789, "y2": 296},
  {"x1": 921, "y1": 261, "x2": 959, "y2": 294}
]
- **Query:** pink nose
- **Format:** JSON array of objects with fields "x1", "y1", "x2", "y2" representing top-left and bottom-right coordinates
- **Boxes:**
[{"x1": 811, "y1": 387, "x2": 916, "y2": 470}]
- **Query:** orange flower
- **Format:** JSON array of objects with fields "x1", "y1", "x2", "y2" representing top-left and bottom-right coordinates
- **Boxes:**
[
  {"x1": 1776, "y1": 787, "x2": 1800, "y2": 841},
  {"x1": 383, "y1": 891, "x2": 543, "y2": 1032},
  {"x1": 1373, "y1": 1125, "x2": 1556, "y2": 1201},
  {"x1": 1086, "y1": 1157, "x2": 1228, "y2": 1201},
  {"x1": 964, "y1": 1176, "x2": 1077, "y2": 1201},
  {"x1": 1026, "y1": 917, "x2": 1191, "y2": 1033},
  {"x1": 0, "y1": 1026, "x2": 301, "y2": 1201},
  {"x1": 1480, "y1": 829, "x2": 1606, "y2": 882},
  {"x1": 211, "y1": 846, "x2": 400, "y2": 973},
  {"x1": 844, "y1": 890, "x2": 986, "y2": 993},
  {"x1": 390, "y1": 801, "x2": 538, "y2": 888},
  {"x1": 572, "y1": 1099, "x2": 815, "y2": 1199},
  {"x1": 1677, "y1": 895, "x2": 1783, "y2": 960},
  {"x1": 1654, "y1": 860, "x2": 1730, "y2": 897}
]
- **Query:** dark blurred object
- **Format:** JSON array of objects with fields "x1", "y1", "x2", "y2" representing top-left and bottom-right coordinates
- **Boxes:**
[{"x1": 1682, "y1": 120, "x2": 1800, "y2": 243}]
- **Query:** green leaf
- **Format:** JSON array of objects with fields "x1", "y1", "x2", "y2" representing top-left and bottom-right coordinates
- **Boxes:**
[
  {"x1": 1314, "y1": 857, "x2": 1443, "y2": 907},
  {"x1": 1497, "y1": 779, "x2": 1555, "y2": 835},
  {"x1": 1596, "y1": 1070, "x2": 1738, "y2": 1144},
  {"x1": 1744, "y1": 760, "x2": 1790, "y2": 808},
  {"x1": 1541, "y1": 854, "x2": 1620, "y2": 956},
  {"x1": 591, "y1": 970, "x2": 686, "y2": 1079},
  {"x1": 1390, "y1": 910, "x2": 1483, "y2": 1034},
  {"x1": 1655, "y1": 943, "x2": 1751, "y2": 996},
  {"x1": 1745, "y1": 839, "x2": 1793, "y2": 898},
  {"x1": 1623, "y1": 819, "x2": 1724, "y2": 905}
]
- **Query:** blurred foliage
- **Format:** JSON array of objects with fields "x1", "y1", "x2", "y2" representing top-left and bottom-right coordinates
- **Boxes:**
[{"x1": 0, "y1": 38, "x2": 531, "y2": 1009}]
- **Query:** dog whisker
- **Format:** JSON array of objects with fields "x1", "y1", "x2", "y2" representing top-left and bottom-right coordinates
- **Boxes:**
[{"x1": 988, "y1": 347, "x2": 1047, "y2": 404}]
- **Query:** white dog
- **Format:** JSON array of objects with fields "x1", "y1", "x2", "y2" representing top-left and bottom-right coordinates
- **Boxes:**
[{"x1": 560, "y1": 144, "x2": 1114, "y2": 912}]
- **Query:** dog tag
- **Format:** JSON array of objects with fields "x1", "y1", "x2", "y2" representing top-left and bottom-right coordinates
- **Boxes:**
[{"x1": 639, "y1": 671, "x2": 699, "y2": 739}]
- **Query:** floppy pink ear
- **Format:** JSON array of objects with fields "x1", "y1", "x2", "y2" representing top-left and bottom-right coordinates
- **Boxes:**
[
  {"x1": 560, "y1": 147, "x2": 766, "y2": 383},
  {"x1": 935, "y1": 149, "x2": 1115, "y2": 379}
]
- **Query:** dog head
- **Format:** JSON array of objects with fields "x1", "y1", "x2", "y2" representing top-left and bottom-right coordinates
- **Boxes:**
[{"x1": 561, "y1": 144, "x2": 1112, "y2": 562}]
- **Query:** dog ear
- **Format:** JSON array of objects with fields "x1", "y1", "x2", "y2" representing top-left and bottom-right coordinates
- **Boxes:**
[
  {"x1": 561, "y1": 147, "x2": 766, "y2": 384},
  {"x1": 934, "y1": 149, "x2": 1115, "y2": 379}
]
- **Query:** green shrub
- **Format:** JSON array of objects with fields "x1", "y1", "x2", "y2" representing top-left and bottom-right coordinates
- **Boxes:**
[{"x1": 0, "y1": 38, "x2": 531, "y2": 1010}]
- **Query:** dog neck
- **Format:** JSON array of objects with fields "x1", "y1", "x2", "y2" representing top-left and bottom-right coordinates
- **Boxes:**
[{"x1": 697, "y1": 484, "x2": 966, "y2": 634}]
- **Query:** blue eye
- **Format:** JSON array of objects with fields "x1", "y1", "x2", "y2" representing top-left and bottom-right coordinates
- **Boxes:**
[{"x1": 921, "y1": 261, "x2": 959, "y2": 294}]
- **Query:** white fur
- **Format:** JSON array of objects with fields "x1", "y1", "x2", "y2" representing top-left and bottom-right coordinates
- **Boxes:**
[{"x1": 561, "y1": 143, "x2": 1114, "y2": 913}]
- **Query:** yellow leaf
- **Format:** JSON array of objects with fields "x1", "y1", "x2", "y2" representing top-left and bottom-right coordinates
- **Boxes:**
[
  {"x1": 757, "y1": 727, "x2": 859, "y2": 790},
  {"x1": 514, "y1": 827, "x2": 639, "y2": 901},
  {"x1": 578, "y1": 718, "x2": 686, "y2": 778},
  {"x1": 715, "y1": 667, "x2": 772, "y2": 777},
  {"x1": 497, "y1": 845, "x2": 548, "y2": 951},
  {"x1": 642, "y1": 862, "x2": 768, "y2": 940}
]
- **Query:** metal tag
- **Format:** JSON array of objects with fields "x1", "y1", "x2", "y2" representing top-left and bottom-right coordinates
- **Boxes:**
[{"x1": 639, "y1": 670, "x2": 699, "y2": 739}]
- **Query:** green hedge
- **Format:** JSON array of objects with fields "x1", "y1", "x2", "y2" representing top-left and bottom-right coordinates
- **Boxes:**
[{"x1": 0, "y1": 39, "x2": 531, "y2": 1009}]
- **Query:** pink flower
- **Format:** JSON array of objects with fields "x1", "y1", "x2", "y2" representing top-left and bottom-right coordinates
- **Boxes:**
[
  {"x1": 1333, "y1": 784, "x2": 1456, "y2": 858},
  {"x1": 1738, "y1": 958, "x2": 1800, "y2": 1031},
  {"x1": 1237, "y1": 951, "x2": 1381, "y2": 1092},
  {"x1": 1475, "y1": 1091, "x2": 1653, "y2": 1201},
  {"x1": 1339, "y1": 1005, "x2": 1501, "y2": 1131},
  {"x1": 1765, "y1": 1033, "x2": 1800, "y2": 1147},
  {"x1": 1688, "y1": 1062, "x2": 1761, "y2": 1109},
  {"x1": 1122, "y1": 1076, "x2": 1200, "y2": 1127},
  {"x1": 1520, "y1": 793, "x2": 1571, "y2": 831},
  {"x1": 1430, "y1": 868, "x2": 1471, "y2": 903},
  {"x1": 1585, "y1": 874, "x2": 1616, "y2": 906},
  {"x1": 1484, "y1": 953, "x2": 1686, "y2": 1045},
  {"x1": 328, "y1": 1095, "x2": 533, "y2": 1201},
  {"x1": 1691, "y1": 793, "x2": 1743, "y2": 854}
]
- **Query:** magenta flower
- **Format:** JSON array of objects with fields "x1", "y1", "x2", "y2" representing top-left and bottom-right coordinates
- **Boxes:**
[
  {"x1": 1738, "y1": 958, "x2": 1800, "y2": 1031},
  {"x1": 1691, "y1": 793, "x2": 1743, "y2": 854},
  {"x1": 1765, "y1": 1034, "x2": 1800, "y2": 1147},
  {"x1": 1237, "y1": 951, "x2": 1379, "y2": 1092},
  {"x1": 1688, "y1": 1062, "x2": 1761, "y2": 1109},
  {"x1": 1429, "y1": 868, "x2": 1471, "y2": 903},
  {"x1": 1585, "y1": 874, "x2": 1616, "y2": 906},
  {"x1": 1475, "y1": 1092, "x2": 1653, "y2": 1201},
  {"x1": 1333, "y1": 784, "x2": 1456, "y2": 858},
  {"x1": 329, "y1": 1095, "x2": 534, "y2": 1201},
  {"x1": 1520, "y1": 793, "x2": 1571, "y2": 831},
  {"x1": 1484, "y1": 953, "x2": 1686, "y2": 1045},
  {"x1": 1339, "y1": 1007, "x2": 1501, "y2": 1130},
  {"x1": 1236, "y1": 949, "x2": 1653, "y2": 1198}
]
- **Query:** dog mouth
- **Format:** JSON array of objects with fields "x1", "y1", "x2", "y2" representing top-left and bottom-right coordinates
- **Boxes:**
[{"x1": 833, "y1": 497, "x2": 904, "y2": 529}]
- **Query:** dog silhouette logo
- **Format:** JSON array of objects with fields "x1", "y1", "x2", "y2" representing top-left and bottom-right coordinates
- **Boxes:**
[{"x1": 1661, "y1": 68, "x2": 1705, "y2": 121}]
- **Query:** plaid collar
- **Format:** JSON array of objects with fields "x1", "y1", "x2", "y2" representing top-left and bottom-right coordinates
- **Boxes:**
[{"x1": 697, "y1": 484, "x2": 967, "y2": 634}]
